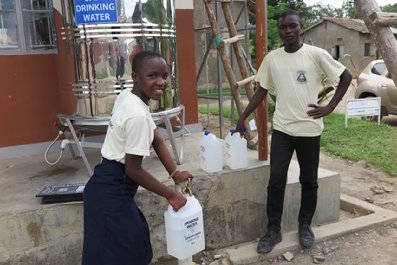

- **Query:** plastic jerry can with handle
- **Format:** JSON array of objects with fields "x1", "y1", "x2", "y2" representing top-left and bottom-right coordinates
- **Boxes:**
[
  {"x1": 199, "y1": 131, "x2": 223, "y2": 172},
  {"x1": 225, "y1": 128, "x2": 247, "y2": 169},
  {"x1": 164, "y1": 195, "x2": 205, "y2": 260}
]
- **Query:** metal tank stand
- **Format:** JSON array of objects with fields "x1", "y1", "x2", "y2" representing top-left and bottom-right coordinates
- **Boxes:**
[{"x1": 57, "y1": 105, "x2": 187, "y2": 176}]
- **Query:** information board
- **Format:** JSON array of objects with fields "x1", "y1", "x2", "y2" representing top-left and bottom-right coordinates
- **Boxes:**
[
  {"x1": 74, "y1": 0, "x2": 117, "y2": 25},
  {"x1": 345, "y1": 97, "x2": 381, "y2": 127}
]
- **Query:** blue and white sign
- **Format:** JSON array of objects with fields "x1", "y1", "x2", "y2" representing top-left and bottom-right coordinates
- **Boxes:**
[{"x1": 74, "y1": 0, "x2": 117, "y2": 25}]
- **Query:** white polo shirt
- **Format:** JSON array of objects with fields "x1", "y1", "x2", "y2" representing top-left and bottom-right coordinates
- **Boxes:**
[
  {"x1": 256, "y1": 44, "x2": 346, "y2": 137},
  {"x1": 101, "y1": 88, "x2": 156, "y2": 163}
]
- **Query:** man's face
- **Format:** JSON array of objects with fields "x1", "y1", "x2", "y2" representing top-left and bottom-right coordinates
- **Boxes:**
[{"x1": 278, "y1": 14, "x2": 301, "y2": 46}]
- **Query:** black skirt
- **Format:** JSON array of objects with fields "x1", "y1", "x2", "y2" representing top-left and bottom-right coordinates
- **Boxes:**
[{"x1": 82, "y1": 158, "x2": 153, "y2": 265}]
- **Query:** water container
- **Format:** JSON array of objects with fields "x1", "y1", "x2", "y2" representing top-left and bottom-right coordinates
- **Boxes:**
[
  {"x1": 199, "y1": 131, "x2": 223, "y2": 173},
  {"x1": 164, "y1": 196, "x2": 205, "y2": 259},
  {"x1": 225, "y1": 129, "x2": 248, "y2": 169}
]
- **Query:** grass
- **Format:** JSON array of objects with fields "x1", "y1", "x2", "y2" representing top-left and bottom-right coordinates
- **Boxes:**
[
  {"x1": 322, "y1": 113, "x2": 397, "y2": 176},
  {"x1": 199, "y1": 105, "x2": 397, "y2": 177},
  {"x1": 197, "y1": 87, "x2": 247, "y2": 97}
]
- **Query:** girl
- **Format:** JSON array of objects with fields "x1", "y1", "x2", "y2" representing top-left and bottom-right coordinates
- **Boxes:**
[{"x1": 82, "y1": 51, "x2": 192, "y2": 265}]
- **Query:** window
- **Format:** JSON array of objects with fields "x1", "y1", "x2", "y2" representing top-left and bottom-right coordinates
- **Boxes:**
[
  {"x1": 364, "y1": 43, "x2": 370, "y2": 56},
  {"x1": 371, "y1": 62, "x2": 386, "y2": 76},
  {"x1": 0, "y1": 0, "x2": 56, "y2": 54}
]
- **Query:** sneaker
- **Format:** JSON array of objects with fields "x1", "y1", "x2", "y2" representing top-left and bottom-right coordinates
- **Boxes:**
[
  {"x1": 298, "y1": 223, "x2": 315, "y2": 248},
  {"x1": 256, "y1": 230, "x2": 282, "y2": 253}
]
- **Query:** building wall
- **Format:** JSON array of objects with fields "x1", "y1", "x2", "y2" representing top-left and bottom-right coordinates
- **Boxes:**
[
  {"x1": 0, "y1": 54, "x2": 59, "y2": 147},
  {"x1": 301, "y1": 22, "x2": 377, "y2": 77},
  {"x1": 0, "y1": 6, "x2": 76, "y2": 149},
  {"x1": 0, "y1": 1, "x2": 199, "y2": 156}
]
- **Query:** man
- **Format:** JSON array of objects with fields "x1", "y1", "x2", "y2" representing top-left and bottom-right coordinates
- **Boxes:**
[{"x1": 235, "y1": 10, "x2": 352, "y2": 253}]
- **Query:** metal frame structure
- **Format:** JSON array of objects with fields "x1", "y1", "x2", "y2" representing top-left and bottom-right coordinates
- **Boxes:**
[
  {"x1": 196, "y1": 0, "x2": 255, "y2": 138},
  {"x1": 57, "y1": 105, "x2": 187, "y2": 175}
]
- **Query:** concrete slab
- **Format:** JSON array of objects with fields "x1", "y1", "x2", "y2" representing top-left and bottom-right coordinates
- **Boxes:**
[
  {"x1": 0, "y1": 132, "x2": 351, "y2": 264},
  {"x1": 226, "y1": 194, "x2": 397, "y2": 265}
]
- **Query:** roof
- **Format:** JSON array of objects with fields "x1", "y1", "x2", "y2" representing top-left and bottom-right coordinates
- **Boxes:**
[
  {"x1": 303, "y1": 17, "x2": 369, "y2": 34},
  {"x1": 303, "y1": 17, "x2": 397, "y2": 35}
]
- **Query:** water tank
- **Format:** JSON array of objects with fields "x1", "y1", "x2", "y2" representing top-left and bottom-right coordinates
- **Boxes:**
[{"x1": 67, "y1": 0, "x2": 178, "y2": 117}]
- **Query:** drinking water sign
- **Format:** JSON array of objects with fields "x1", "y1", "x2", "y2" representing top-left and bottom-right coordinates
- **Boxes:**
[{"x1": 74, "y1": 0, "x2": 117, "y2": 25}]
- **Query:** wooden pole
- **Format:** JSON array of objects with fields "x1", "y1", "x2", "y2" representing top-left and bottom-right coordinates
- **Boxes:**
[
  {"x1": 355, "y1": 0, "x2": 397, "y2": 87},
  {"x1": 255, "y1": 0, "x2": 268, "y2": 161},
  {"x1": 203, "y1": 0, "x2": 255, "y2": 142}
]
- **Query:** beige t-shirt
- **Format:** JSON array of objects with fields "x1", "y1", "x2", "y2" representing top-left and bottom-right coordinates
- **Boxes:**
[
  {"x1": 256, "y1": 44, "x2": 346, "y2": 137},
  {"x1": 101, "y1": 88, "x2": 156, "y2": 163}
]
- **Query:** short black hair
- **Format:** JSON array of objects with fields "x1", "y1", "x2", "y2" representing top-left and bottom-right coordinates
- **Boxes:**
[
  {"x1": 277, "y1": 10, "x2": 300, "y2": 25},
  {"x1": 279, "y1": 10, "x2": 300, "y2": 19},
  {"x1": 131, "y1": 51, "x2": 163, "y2": 73}
]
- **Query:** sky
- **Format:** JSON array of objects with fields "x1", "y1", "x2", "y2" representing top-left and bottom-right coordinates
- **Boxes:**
[{"x1": 303, "y1": 0, "x2": 395, "y2": 8}]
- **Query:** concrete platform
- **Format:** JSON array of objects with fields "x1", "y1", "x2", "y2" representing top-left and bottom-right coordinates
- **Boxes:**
[
  {"x1": 225, "y1": 194, "x2": 397, "y2": 265},
  {"x1": 0, "y1": 132, "x2": 343, "y2": 264}
]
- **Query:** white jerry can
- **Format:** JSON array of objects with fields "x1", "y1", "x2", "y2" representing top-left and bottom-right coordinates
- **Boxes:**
[
  {"x1": 199, "y1": 131, "x2": 223, "y2": 173},
  {"x1": 225, "y1": 129, "x2": 248, "y2": 170},
  {"x1": 164, "y1": 195, "x2": 205, "y2": 260}
]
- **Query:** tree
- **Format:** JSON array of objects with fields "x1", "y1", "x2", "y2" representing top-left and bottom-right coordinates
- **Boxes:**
[{"x1": 339, "y1": 0, "x2": 361, "y2": 18}]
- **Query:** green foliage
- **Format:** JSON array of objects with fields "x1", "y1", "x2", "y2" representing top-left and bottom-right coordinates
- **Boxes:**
[
  {"x1": 381, "y1": 3, "x2": 397, "y2": 12},
  {"x1": 322, "y1": 113, "x2": 397, "y2": 176},
  {"x1": 142, "y1": 0, "x2": 168, "y2": 24}
]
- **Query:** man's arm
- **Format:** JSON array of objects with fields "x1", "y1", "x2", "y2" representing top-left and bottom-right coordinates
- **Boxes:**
[
  {"x1": 235, "y1": 86, "x2": 268, "y2": 134},
  {"x1": 307, "y1": 68, "x2": 352, "y2": 119}
]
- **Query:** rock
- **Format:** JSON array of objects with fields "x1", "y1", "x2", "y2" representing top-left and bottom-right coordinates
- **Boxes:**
[
  {"x1": 313, "y1": 255, "x2": 325, "y2": 263},
  {"x1": 219, "y1": 257, "x2": 232, "y2": 265},
  {"x1": 383, "y1": 186, "x2": 394, "y2": 193},
  {"x1": 282, "y1": 251, "x2": 294, "y2": 262},
  {"x1": 322, "y1": 247, "x2": 330, "y2": 255},
  {"x1": 371, "y1": 186, "x2": 385, "y2": 194}
]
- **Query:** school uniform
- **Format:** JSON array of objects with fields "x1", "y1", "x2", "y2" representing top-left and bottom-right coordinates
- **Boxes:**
[{"x1": 82, "y1": 88, "x2": 156, "y2": 265}]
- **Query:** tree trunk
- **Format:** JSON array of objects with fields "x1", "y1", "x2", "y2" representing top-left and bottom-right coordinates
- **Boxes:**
[{"x1": 355, "y1": 0, "x2": 397, "y2": 86}]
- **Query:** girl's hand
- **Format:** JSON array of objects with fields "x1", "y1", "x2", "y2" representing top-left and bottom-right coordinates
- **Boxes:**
[
  {"x1": 171, "y1": 170, "x2": 193, "y2": 184},
  {"x1": 167, "y1": 191, "x2": 187, "y2": 211}
]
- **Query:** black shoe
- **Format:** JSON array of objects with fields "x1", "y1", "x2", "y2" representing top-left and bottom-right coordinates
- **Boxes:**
[
  {"x1": 256, "y1": 230, "x2": 282, "y2": 254},
  {"x1": 299, "y1": 223, "x2": 315, "y2": 248}
]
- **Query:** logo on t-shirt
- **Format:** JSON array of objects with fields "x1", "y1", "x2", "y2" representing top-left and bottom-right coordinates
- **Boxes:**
[{"x1": 296, "y1": 71, "x2": 307, "y2": 83}]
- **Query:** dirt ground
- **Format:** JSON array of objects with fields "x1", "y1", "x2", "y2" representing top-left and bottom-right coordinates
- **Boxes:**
[
  {"x1": 195, "y1": 83, "x2": 397, "y2": 264},
  {"x1": 196, "y1": 112, "x2": 397, "y2": 265}
]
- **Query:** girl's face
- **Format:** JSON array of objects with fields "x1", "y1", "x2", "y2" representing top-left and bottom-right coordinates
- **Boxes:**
[{"x1": 132, "y1": 57, "x2": 169, "y2": 103}]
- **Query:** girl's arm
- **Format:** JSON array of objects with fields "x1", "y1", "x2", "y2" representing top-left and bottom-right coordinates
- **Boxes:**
[
  {"x1": 152, "y1": 128, "x2": 193, "y2": 183},
  {"x1": 124, "y1": 153, "x2": 186, "y2": 211}
]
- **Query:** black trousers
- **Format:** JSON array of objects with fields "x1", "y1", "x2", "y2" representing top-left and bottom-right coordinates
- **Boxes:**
[{"x1": 266, "y1": 130, "x2": 320, "y2": 232}]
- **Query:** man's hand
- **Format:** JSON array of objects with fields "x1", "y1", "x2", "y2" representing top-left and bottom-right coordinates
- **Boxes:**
[
  {"x1": 307, "y1": 104, "x2": 334, "y2": 119},
  {"x1": 234, "y1": 118, "x2": 245, "y2": 136}
]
